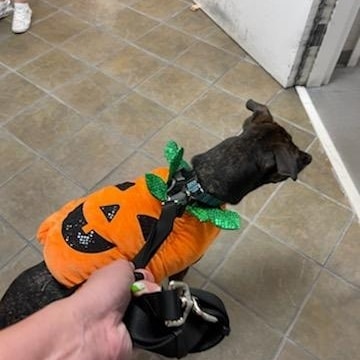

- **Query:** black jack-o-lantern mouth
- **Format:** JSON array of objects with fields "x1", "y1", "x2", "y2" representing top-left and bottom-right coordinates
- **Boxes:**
[{"x1": 62, "y1": 202, "x2": 117, "y2": 253}]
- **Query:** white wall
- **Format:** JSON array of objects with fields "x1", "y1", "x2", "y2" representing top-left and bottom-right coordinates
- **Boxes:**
[{"x1": 197, "y1": 0, "x2": 320, "y2": 87}]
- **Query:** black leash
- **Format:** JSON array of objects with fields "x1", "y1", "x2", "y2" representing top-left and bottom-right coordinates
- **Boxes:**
[
  {"x1": 124, "y1": 171, "x2": 231, "y2": 358},
  {"x1": 133, "y1": 201, "x2": 180, "y2": 269}
]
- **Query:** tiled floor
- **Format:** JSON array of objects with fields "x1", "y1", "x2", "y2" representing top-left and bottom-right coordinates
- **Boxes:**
[{"x1": 0, "y1": 1, "x2": 359, "y2": 360}]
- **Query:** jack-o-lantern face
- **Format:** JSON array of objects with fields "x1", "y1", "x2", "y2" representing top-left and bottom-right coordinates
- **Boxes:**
[{"x1": 61, "y1": 181, "x2": 158, "y2": 254}]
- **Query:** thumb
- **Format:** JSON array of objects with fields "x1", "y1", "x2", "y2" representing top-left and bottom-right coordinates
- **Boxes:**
[{"x1": 131, "y1": 280, "x2": 161, "y2": 297}]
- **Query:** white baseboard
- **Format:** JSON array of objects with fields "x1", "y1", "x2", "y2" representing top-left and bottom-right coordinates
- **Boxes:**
[{"x1": 296, "y1": 86, "x2": 359, "y2": 221}]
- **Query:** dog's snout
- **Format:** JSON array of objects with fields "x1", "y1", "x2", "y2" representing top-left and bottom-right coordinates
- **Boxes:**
[{"x1": 300, "y1": 151, "x2": 312, "y2": 166}]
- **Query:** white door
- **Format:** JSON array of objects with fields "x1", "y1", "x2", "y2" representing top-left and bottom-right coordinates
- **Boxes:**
[{"x1": 196, "y1": 0, "x2": 322, "y2": 87}]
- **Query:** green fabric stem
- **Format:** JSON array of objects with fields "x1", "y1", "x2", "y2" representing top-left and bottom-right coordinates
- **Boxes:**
[{"x1": 145, "y1": 173, "x2": 167, "y2": 202}]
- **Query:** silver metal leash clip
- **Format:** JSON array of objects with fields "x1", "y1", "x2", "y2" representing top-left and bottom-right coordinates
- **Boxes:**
[
  {"x1": 164, "y1": 281, "x2": 218, "y2": 327},
  {"x1": 165, "y1": 281, "x2": 193, "y2": 327},
  {"x1": 192, "y1": 297, "x2": 218, "y2": 323}
]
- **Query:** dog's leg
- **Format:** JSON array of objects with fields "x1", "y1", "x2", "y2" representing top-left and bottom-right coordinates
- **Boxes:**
[
  {"x1": 0, "y1": 261, "x2": 75, "y2": 329},
  {"x1": 169, "y1": 267, "x2": 190, "y2": 281}
]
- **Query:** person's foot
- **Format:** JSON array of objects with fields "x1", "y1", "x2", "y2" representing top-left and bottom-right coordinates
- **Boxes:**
[
  {"x1": 12, "y1": 2, "x2": 32, "y2": 33},
  {"x1": 0, "y1": 0, "x2": 13, "y2": 20}
]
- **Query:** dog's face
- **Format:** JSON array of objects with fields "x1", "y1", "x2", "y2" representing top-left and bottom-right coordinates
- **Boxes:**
[{"x1": 192, "y1": 99, "x2": 312, "y2": 204}]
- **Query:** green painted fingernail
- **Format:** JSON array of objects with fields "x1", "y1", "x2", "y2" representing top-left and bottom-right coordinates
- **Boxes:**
[{"x1": 131, "y1": 282, "x2": 145, "y2": 293}]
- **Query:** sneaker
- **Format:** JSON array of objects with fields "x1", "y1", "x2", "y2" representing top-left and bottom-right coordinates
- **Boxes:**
[
  {"x1": 12, "y1": 2, "x2": 32, "y2": 33},
  {"x1": 0, "y1": 0, "x2": 13, "y2": 19}
]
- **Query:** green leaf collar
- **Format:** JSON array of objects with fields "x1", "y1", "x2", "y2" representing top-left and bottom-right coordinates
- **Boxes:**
[{"x1": 145, "y1": 141, "x2": 241, "y2": 230}]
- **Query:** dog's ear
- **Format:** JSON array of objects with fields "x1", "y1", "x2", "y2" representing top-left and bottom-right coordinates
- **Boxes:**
[
  {"x1": 245, "y1": 99, "x2": 273, "y2": 124},
  {"x1": 273, "y1": 146, "x2": 298, "y2": 180}
]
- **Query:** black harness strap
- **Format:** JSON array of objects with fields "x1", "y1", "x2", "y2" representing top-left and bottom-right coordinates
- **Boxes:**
[
  {"x1": 133, "y1": 201, "x2": 180, "y2": 269},
  {"x1": 125, "y1": 172, "x2": 230, "y2": 358}
]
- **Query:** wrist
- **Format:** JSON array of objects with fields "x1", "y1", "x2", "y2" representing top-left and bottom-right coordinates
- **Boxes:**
[
  {"x1": 0, "y1": 299, "x2": 82, "y2": 360},
  {"x1": 40, "y1": 299, "x2": 84, "y2": 360}
]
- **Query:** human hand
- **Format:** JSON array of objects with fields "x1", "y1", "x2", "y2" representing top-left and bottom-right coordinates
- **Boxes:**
[
  {"x1": 63, "y1": 260, "x2": 135, "y2": 360},
  {"x1": 67, "y1": 261, "x2": 161, "y2": 360},
  {"x1": 0, "y1": 260, "x2": 161, "y2": 360}
]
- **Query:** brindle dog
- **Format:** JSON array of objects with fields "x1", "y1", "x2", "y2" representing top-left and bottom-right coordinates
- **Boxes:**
[{"x1": 0, "y1": 99, "x2": 311, "y2": 328}]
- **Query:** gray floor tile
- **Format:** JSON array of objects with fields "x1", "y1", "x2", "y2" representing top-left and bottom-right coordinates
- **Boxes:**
[
  {"x1": 194, "y1": 221, "x2": 248, "y2": 277},
  {"x1": 217, "y1": 61, "x2": 281, "y2": 103},
  {"x1": 290, "y1": 271, "x2": 360, "y2": 360},
  {"x1": 30, "y1": 10, "x2": 89, "y2": 44},
  {"x1": 101, "y1": 7, "x2": 159, "y2": 40},
  {"x1": 269, "y1": 89, "x2": 314, "y2": 133},
  {"x1": 0, "y1": 64, "x2": 7, "y2": 77},
  {"x1": 189, "y1": 283, "x2": 283, "y2": 360},
  {"x1": 204, "y1": 26, "x2": 248, "y2": 58},
  {"x1": 0, "y1": 128, "x2": 36, "y2": 185},
  {"x1": 0, "y1": 73, "x2": 45, "y2": 123},
  {"x1": 19, "y1": 49, "x2": 90, "y2": 91},
  {"x1": 213, "y1": 225, "x2": 321, "y2": 331},
  {"x1": 54, "y1": 70, "x2": 129, "y2": 118},
  {"x1": 0, "y1": 33, "x2": 52, "y2": 69},
  {"x1": 0, "y1": 246, "x2": 42, "y2": 297},
  {"x1": 167, "y1": 8, "x2": 219, "y2": 38},
  {"x1": 95, "y1": 92, "x2": 174, "y2": 147},
  {"x1": 94, "y1": 152, "x2": 160, "y2": 190},
  {"x1": 327, "y1": 220, "x2": 360, "y2": 287},
  {"x1": 143, "y1": 116, "x2": 221, "y2": 164},
  {"x1": 175, "y1": 40, "x2": 239, "y2": 82},
  {"x1": 0, "y1": 159, "x2": 84, "y2": 238},
  {"x1": 137, "y1": 66, "x2": 208, "y2": 113},
  {"x1": 278, "y1": 341, "x2": 318, "y2": 360},
  {"x1": 256, "y1": 182, "x2": 352, "y2": 264},
  {"x1": 131, "y1": 0, "x2": 188, "y2": 21},
  {"x1": 30, "y1": 0, "x2": 58, "y2": 23},
  {"x1": 183, "y1": 87, "x2": 247, "y2": 138},
  {"x1": 0, "y1": 219, "x2": 27, "y2": 269},
  {"x1": 299, "y1": 139, "x2": 349, "y2": 206},
  {"x1": 135, "y1": 24, "x2": 195, "y2": 61},
  {"x1": 5, "y1": 96, "x2": 87, "y2": 154},
  {"x1": 98, "y1": 44, "x2": 165, "y2": 88},
  {"x1": 63, "y1": 0, "x2": 126, "y2": 25},
  {"x1": 61, "y1": 27, "x2": 126, "y2": 65},
  {"x1": 45, "y1": 122, "x2": 134, "y2": 189}
]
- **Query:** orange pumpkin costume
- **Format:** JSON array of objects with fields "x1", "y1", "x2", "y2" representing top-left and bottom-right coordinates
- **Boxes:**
[{"x1": 37, "y1": 168, "x2": 220, "y2": 287}]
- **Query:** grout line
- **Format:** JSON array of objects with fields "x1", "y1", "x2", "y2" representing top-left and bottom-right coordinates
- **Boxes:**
[
  {"x1": 322, "y1": 266, "x2": 360, "y2": 291},
  {"x1": 297, "y1": 178, "x2": 353, "y2": 211},
  {"x1": 284, "y1": 338, "x2": 322, "y2": 360},
  {"x1": 0, "y1": 242, "x2": 32, "y2": 272},
  {"x1": 201, "y1": 275, "x2": 285, "y2": 338},
  {"x1": 271, "y1": 267, "x2": 323, "y2": 360},
  {"x1": 0, "y1": 128, "x2": 89, "y2": 193},
  {"x1": 87, "y1": 149, "x2": 138, "y2": 192},
  {"x1": 272, "y1": 113, "x2": 316, "y2": 136},
  {"x1": 204, "y1": 180, "x2": 287, "y2": 285},
  {"x1": 128, "y1": 1, "x2": 190, "y2": 24},
  {"x1": 0, "y1": 214, "x2": 31, "y2": 245}
]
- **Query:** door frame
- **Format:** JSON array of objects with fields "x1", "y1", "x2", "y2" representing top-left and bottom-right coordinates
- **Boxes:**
[{"x1": 306, "y1": 0, "x2": 360, "y2": 87}]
